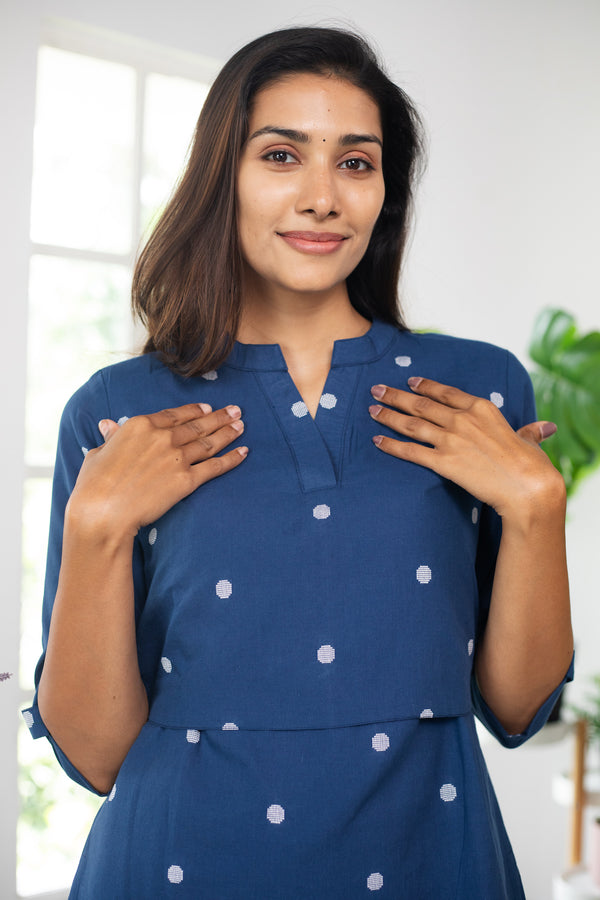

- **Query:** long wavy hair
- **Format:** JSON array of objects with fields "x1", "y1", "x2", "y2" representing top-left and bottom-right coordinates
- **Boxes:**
[{"x1": 132, "y1": 26, "x2": 426, "y2": 376}]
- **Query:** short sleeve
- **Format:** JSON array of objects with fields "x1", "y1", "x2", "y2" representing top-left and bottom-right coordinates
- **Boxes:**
[
  {"x1": 471, "y1": 350, "x2": 574, "y2": 746},
  {"x1": 471, "y1": 654, "x2": 574, "y2": 748},
  {"x1": 21, "y1": 371, "x2": 147, "y2": 794}
]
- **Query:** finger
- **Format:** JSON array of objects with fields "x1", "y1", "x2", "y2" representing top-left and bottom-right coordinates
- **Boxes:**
[
  {"x1": 182, "y1": 418, "x2": 245, "y2": 464},
  {"x1": 517, "y1": 421, "x2": 557, "y2": 445},
  {"x1": 98, "y1": 419, "x2": 119, "y2": 442},
  {"x1": 406, "y1": 376, "x2": 477, "y2": 410},
  {"x1": 190, "y1": 445, "x2": 249, "y2": 488},
  {"x1": 370, "y1": 383, "x2": 455, "y2": 427},
  {"x1": 172, "y1": 405, "x2": 242, "y2": 445},
  {"x1": 369, "y1": 403, "x2": 442, "y2": 446},
  {"x1": 148, "y1": 402, "x2": 214, "y2": 429},
  {"x1": 372, "y1": 432, "x2": 438, "y2": 468}
]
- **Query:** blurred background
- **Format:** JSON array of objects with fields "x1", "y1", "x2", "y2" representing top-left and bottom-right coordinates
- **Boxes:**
[{"x1": 1, "y1": 1, "x2": 598, "y2": 897}]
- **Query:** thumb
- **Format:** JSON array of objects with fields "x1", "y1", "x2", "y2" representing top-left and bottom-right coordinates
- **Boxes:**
[
  {"x1": 517, "y1": 420, "x2": 557, "y2": 445},
  {"x1": 98, "y1": 418, "x2": 119, "y2": 442}
]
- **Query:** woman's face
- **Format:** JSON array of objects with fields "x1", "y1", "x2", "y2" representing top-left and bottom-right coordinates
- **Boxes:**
[{"x1": 236, "y1": 72, "x2": 385, "y2": 305}]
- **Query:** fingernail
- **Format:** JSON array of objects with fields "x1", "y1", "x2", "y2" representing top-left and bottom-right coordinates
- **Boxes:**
[
  {"x1": 540, "y1": 421, "x2": 557, "y2": 439},
  {"x1": 369, "y1": 404, "x2": 383, "y2": 417},
  {"x1": 226, "y1": 405, "x2": 241, "y2": 418},
  {"x1": 198, "y1": 402, "x2": 212, "y2": 414},
  {"x1": 237, "y1": 446, "x2": 249, "y2": 458},
  {"x1": 371, "y1": 385, "x2": 386, "y2": 399},
  {"x1": 98, "y1": 420, "x2": 108, "y2": 438},
  {"x1": 231, "y1": 420, "x2": 244, "y2": 433},
  {"x1": 407, "y1": 377, "x2": 423, "y2": 390},
  {"x1": 372, "y1": 435, "x2": 383, "y2": 447}
]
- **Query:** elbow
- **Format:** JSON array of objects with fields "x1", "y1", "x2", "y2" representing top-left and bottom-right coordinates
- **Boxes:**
[{"x1": 38, "y1": 678, "x2": 147, "y2": 794}]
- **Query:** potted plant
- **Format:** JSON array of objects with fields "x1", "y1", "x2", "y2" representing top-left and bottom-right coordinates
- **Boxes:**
[
  {"x1": 529, "y1": 307, "x2": 600, "y2": 498},
  {"x1": 528, "y1": 308, "x2": 600, "y2": 724}
]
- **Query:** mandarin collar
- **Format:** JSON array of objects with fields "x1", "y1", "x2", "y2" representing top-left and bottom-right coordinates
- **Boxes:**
[{"x1": 224, "y1": 319, "x2": 397, "y2": 372}]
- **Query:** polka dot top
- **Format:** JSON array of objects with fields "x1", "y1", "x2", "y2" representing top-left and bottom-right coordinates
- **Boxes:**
[{"x1": 24, "y1": 321, "x2": 573, "y2": 899}]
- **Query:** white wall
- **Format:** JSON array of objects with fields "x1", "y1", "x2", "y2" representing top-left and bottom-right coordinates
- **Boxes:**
[{"x1": 2, "y1": 1, "x2": 599, "y2": 897}]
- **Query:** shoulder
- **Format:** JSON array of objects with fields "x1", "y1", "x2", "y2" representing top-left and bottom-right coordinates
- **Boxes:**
[
  {"x1": 383, "y1": 328, "x2": 535, "y2": 426},
  {"x1": 405, "y1": 329, "x2": 521, "y2": 367},
  {"x1": 399, "y1": 330, "x2": 531, "y2": 386},
  {"x1": 60, "y1": 353, "x2": 170, "y2": 437}
]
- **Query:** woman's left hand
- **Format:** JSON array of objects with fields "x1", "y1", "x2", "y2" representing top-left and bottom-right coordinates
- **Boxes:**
[{"x1": 369, "y1": 377, "x2": 564, "y2": 521}]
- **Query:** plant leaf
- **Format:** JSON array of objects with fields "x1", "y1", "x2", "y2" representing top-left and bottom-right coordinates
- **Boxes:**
[{"x1": 529, "y1": 308, "x2": 600, "y2": 497}]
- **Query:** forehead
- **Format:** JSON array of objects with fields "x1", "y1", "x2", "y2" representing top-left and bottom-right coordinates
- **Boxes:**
[{"x1": 248, "y1": 72, "x2": 382, "y2": 136}]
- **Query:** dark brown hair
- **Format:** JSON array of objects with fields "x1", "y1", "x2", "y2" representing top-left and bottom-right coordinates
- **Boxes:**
[{"x1": 132, "y1": 26, "x2": 425, "y2": 375}]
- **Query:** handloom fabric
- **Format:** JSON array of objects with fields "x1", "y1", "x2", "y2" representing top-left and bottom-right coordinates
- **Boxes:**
[{"x1": 24, "y1": 320, "x2": 573, "y2": 898}]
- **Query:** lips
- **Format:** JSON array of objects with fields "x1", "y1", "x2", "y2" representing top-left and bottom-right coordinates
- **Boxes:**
[
  {"x1": 277, "y1": 231, "x2": 347, "y2": 254},
  {"x1": 280, "y1": 231, "x2": 345, "y2": 242}
]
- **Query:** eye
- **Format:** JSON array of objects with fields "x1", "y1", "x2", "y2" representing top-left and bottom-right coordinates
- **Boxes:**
[
  {"x1": 340, "y1": 157, "x2": 374, "y2": 172},
  {"x1": 264, "y1": 150, "x2": 297, "y2": 164}
]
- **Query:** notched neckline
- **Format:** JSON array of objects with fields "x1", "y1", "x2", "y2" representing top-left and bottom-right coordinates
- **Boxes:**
[{"x1": 224, "y1": 319, "x2": 397, "y2": 372}]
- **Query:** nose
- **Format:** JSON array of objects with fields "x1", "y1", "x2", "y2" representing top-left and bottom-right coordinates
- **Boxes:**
[{"x1": 296, "y1": 163, "x2": 340, "y2": 219}]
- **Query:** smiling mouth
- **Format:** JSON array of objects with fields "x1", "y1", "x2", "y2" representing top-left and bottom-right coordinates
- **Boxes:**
[{"x1": 277, "y1": 231, "x2": 347, "y2": 254}]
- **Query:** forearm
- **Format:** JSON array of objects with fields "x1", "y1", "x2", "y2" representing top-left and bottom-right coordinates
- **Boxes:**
[
  {"x1": 38, "y1": 506, "x2": 148, "y2": 794},
  {"x1": 474, "y1": 482, "x2": 573, "y2": 735}
]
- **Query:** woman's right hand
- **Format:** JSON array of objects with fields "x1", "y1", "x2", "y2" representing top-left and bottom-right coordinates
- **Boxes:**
[{"x1": 67, "y1": 402, "x2": 247, "y2": 539}]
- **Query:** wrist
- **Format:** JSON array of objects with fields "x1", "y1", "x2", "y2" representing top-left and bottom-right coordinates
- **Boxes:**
[
  {"x1": 499, "y1": 471, "x2": 567, "y2": 536},
  {"x1": 64, "y1": 493, "x2": 138, "y2": 551}
]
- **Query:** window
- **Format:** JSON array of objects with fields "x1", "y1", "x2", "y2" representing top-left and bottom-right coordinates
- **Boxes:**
[{"x1": 17, "y1": 21, "x2": 218, "y2": 897}]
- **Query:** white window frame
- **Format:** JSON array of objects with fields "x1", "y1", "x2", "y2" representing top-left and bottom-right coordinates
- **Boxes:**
[{"x1": 3, "y1": 19, "x2": 220, "y2": 899}]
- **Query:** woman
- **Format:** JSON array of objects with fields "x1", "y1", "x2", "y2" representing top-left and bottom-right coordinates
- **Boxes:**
[{"x1": 25, "y1": 26, "x2": 573, "y2": 898}]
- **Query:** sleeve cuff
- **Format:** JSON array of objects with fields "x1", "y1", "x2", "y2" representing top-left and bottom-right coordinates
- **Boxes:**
[
  {"x1": 471, "y1": 651, "x2": 575, "y2": 748},
  {"x1": 21, "y1": 701, "x2": 108, "y2": 795}
]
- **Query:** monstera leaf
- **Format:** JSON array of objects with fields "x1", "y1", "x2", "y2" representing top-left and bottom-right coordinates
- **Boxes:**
[{"x1": 529, "y1": 308, "x2": 600, "y2": 497}]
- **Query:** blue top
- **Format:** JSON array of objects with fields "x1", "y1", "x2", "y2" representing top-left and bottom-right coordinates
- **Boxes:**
[{"x1": 24, "y1": 320, "x2": 573, "y2": 899}]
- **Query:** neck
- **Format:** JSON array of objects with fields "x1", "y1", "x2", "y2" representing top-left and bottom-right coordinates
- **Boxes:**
[{"x1": 236, "y1": 285, "x2": 370, "y2": 352}]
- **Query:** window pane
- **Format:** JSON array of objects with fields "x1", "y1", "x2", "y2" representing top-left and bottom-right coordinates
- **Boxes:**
[
  {"x1": 25, "y1": 254, "x2": 131, "y2": 467},
  {"x1": 20, "y1": 478, "x2": 52, "y2": 691},
  {"x1": 18, "y1": 719, "x2": 102, "y2": 896},
  {"x1": 141, "y1": 72, "x2": 209, "y2": 233},
  {"x1": 31, "y1": 47, "x2": 136, "y2": 254}
]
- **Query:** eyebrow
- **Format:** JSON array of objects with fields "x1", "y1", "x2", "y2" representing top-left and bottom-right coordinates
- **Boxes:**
[{"x1": 247, "y1": 126, "x2": 382, "y2": 149}]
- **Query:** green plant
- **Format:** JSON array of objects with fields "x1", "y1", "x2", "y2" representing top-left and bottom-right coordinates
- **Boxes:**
[{"x1": 529, "y1": 308, "x2": 600, "y2": 497}]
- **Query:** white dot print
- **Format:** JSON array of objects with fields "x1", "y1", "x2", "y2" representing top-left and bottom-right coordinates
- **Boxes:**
[
  {"x1": 23, "y1": 711, "x2": 34, "y2": 728},
  {"x1": 148, "y1": 528, "x2": 158, "y2": 546},
  {"x1": 440, "y1": 783, "x2": 457, "y2": 802},
  {"x1": 186, "y1": 729, "x2": 200, "y2": 744},
  {"x1": 490, "y1": 392, "x2": 504, "y2": 408},
  {"x1": 319, "y1": 393, "x2": 337, "y2": 409},
  {"x1": 161, "y1": 657, "x2": 172, "y2": 673},
  {"x1": 202, "y1": 370, "x2": 218, "y2": 381},
  {"x1": 117, "y1": 416, "x2": 129, "y2": 426},
  {"x1": 416, "y1": 565, "x2": 432, "y2": 584},
  {"x1": 222, "y1": 722, "x2": 239, "y2": 731},
  {"x1": 291, "y1": 400, "x2": 309, "y2": 418},
  {"x1": 267, "y1": 804, "x2": 285, "y2": 824},
  {"x1": 216, "y1": 579, "x2": 233, "y2": 599},
  {"x1": 471, "y1": 507, "x2": 479, "y2": 524},
  {"x1": 167, "y1": 865, "x2": 184, "y2": 884},
  {"x1": 395, "y1": 355, "x2": 412, "y2": 367},
  {"x1": 313, "y1": 504, "x2": 331, "y2": 520},
  {"x1": 108, "y1": 784, "x2": 116, "y2": 801},
  {"x1": 467, "y1": 638, "x2": 474, "y2": 656},
  {"x1": 420, "y1": 709, "x2": 434, "y2": 719},
  {"x1": 317, "y1": 644, "x2": 335, "y2": 664},
  {"x1": 367, "y1": 872, "x2": 384, "y2": 891},
  {"x1": 81, "y1": 446, "x2": 89, "y2": 456},
  {"x1": 371, "y1": 732, "x2": 390, "y2": 752}
]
